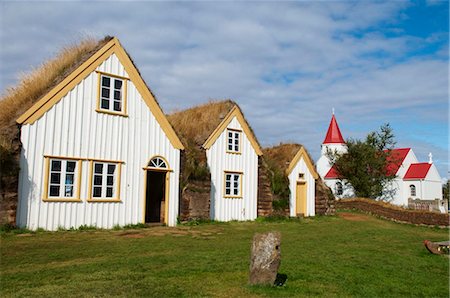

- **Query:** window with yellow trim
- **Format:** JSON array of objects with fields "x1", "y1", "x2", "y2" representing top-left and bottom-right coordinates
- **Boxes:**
[
  {"x1": 90, "y1": 161, "x2": 120, "y2": 200},
  {"x1": 227, "y1": 129, "x2": 241, "y2": 153},
  {"x1": 47, "y1": 158, "x2": 80, "y2": 199},
  {"x1": 224, "y1": 172, "x2": 242, "y2": 197},
  {"x1": 99, "y1": 74, "x2": 124, "y2": 113}
]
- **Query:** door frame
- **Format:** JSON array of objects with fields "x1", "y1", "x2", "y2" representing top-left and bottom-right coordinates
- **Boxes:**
[
  {"x1": 142, "y1": 156, "x2": 172, "y2": 225},
  {"x1": 296, "y1": 181, "x2": 307, "y2": 216}
]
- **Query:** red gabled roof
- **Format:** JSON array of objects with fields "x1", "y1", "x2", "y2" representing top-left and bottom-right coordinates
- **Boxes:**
[
  {"x1": 324, "y1": 166, "x2": 339, "y2": 179},
  {"x1": 384, "y1": 148, "x2": 410, "y2": 176},
  {"x1": 323, "y1": 114, "x2": 345, "y2": 144},
  {"x1": 403, "y1": 163, "x2": 432, "y2": 180}
]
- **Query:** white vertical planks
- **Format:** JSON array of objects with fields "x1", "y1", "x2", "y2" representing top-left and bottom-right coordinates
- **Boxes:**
[
  {"x1": 206, "y1": 117, "x2": 258, "y2": 222},
  {"x1": 288, "y1": 157, "x2": 316, "y2": 217},
  {"x1": 17, "y1": 53, "x2": 180, "y2": 230}
]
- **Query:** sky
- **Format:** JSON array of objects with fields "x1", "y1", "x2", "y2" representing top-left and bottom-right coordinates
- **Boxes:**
[{"x1": 0, "y1": 0, "x2": 448, "y2": 181}]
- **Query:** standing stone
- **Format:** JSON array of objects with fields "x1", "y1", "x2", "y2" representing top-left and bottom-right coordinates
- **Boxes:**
[{"x1": 249, "y1": 232, "x2": 281, "y2": 285}]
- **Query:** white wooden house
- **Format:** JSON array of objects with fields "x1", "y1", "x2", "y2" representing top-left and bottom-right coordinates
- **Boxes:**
[
  {"x1": 263, "y1": 144, "x2": 319, "y2": 217},
  {"x1": 15, "y1": 37, "x2": 184, "y2": 230},
  {"x1": 169, "y1": 101, "x2": 263, "y2": 222},
  {"x1": 286, "y1": 146, "x2": 319, "y2": 217}
]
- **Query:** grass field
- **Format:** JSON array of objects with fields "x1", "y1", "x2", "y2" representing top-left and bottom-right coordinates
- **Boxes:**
[{"x1": 1, "y1": 212, "x2": 448, "y2": 297}]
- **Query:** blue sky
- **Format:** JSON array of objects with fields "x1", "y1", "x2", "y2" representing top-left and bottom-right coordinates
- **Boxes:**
[{"x1": 0, "y1": 0, "x2": 448, "y2": 181}]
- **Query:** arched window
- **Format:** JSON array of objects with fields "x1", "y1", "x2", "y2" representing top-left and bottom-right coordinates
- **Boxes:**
[
  {"x1": 148, "y1": 157, "x2": 168, "y2": 169},
  {"x1": 410, "y1": 185, "x2": 416, "y2": 197},
  {"x1": 336, "y1": 182, "x2": 343, "y2": 195}
]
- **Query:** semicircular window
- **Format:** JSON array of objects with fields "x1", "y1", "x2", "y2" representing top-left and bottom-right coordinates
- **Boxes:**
[{"x1": 148, "y1": 157, "x2": 168, "y2": 169}]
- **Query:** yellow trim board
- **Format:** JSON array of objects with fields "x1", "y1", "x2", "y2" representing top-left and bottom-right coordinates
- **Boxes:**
[
  {"x1": 286, "y1": 147, "x2": 319, "y2": 179},
  {"x1": 202, "y1": 105, "x2": 263, "y2": 156},
  {"x1": 16, "y1": 37, "x2": 184, "y2": 150}
]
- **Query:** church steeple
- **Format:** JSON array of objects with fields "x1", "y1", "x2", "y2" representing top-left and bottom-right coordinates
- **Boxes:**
[{"x1": 323, "y1": 113, "x2": 345, "y2": 144}]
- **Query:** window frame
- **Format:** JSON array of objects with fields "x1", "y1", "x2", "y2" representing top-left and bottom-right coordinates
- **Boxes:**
[
  {"x1": 96, "y1": 71, "x2": 129, "y2": 117},
  {"x1": 223, "y1": 171, "x2": 243, "y2": 198},
  {"x1": 42, "y1": 156, "x2": 82, "y2": 202},
  {"x1": 226, "y1": 128, "x2": 242, "y2": 154},
  {"x1": 88, "y1": 159, "x2": 123, "y2": 202},
  {"x1": 335, "y1": 181, "x2": 343, "y2": 196},
  {"x1": 410, "y1": 184, "x2": 416, "y2": 197}
]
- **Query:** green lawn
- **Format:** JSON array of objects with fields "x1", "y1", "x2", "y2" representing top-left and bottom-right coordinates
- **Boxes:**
[{"x1": 1, "y1": 212, "x2": 448, "y2": 297}]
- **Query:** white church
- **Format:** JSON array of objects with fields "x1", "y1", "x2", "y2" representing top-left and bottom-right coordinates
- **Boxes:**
[{"x1": 316, "y1": 112, "x2": 444, "y2": 210}]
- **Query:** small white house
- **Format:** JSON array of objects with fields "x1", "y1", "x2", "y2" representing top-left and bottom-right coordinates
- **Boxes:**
[
  {"x1": 169, "y1": 100, "x2": 263, "y2": 222},
  {"x1": 286, "y1": 146, "x2": 319, "y2": 217},
  {"x1": 264, "y1": 144, "x2": 318, "y2": 217},
  {"x1": 16, "y1": 37, "x2": 184, "y2": 230}
]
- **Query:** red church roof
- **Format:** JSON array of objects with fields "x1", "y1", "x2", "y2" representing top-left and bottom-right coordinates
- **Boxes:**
[
  {"x1": 403, "y1": 163, "x2": 432, "y2": 180},
  {"x1": 324, "y1": 166, "x2": 339, "y2": 179},
  {"x1": 385, "y1": 148, "x2": 410, "y2": 176},
  {"x1": 323, "y1": 114, "x2": 345, "y2": 144}
]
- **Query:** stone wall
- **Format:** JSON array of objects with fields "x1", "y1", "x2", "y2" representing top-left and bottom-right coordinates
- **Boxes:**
[
  {"x1": 0, "y1": 124, "x2": 21, "y2": 226},
  {"x1": 315, "y1": 177, "x2": 335, "y2": 216},
  {"x1": 337, "y1": 198, "x2": 449, "y2": 227},
  {"x1": 179, "y1": 180, "x2": 211, "y2": 221},
  {"x1": 408, "y1": 198, "x2": 448, "y2": 213},
  {"x1": 257, "y1": 157, "x2": 274, "y2": 217}
]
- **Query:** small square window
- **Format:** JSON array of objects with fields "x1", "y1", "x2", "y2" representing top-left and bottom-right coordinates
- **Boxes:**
[
  {"x1": 66, "y1": 161, "x2": 76, "y2": 173},
  {"x1": 50, "y1": 173, "x2": 60, "y2": 184},
  {"x1": 51, "y1": 160, "x2": 61, "y2": 171},
  {"x1": 95, "y1": 163, "x2": 103, "y2": 174},
  {"x1": 102, "y1": 76, "x2": 110, "y2": 86},
  {"x1": 49, "y1": 185, "x2": 60, "y2": 197},
  {"x1": 107, "y1": 164, "x2": 116, "y2": 174},
  {"x1": 114, "y1": 80, "x2": 122, "y2": 89},
  {"x1": 101, "y1": 88, "x2": 110, "y2": 98},
  {"x1": 93, "y1": 187, "x2": 102, "y2": 197}
]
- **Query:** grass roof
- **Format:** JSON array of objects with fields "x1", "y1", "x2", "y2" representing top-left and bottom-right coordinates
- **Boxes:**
[
  {"x1": 263, "y1": 143, "x2": 308, "y2": 175},
  {"x1": 0, "y1": 36, "x2": 113, "y2": 141},
  {"x1": 167, "y1": 100, "x2": 236, "y2": 148}
]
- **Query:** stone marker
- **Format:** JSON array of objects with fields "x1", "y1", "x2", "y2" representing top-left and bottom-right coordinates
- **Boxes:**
[{"x1": 249, "y1": 231, "x2": 281, "y2": 285}]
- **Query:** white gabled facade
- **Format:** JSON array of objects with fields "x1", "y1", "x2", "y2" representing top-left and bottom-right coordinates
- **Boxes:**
[
  {"x1": 16, "y1": 38, "x2": 184, "y2": 230},
  {"x1": 203, "y1": 106, "x2": 262, "y2": 221},
  {"x1": 287, "y1": 147, "x2": 318, "y2": 217}
]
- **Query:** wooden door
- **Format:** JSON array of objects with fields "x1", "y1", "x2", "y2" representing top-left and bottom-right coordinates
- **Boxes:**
[{"x1": 296, "y1": 182, "x2": 307, "y2": 216}]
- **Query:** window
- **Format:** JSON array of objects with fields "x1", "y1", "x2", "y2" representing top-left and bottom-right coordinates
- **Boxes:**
[
  {"x1": 227, "y1": 129, "x2": 241, "y2": 153},
  {"x1": 298, "y1": 173, "x2": 305, "y2": 179},
  {"x1": 97, "y1": 72, "x2": 127, "y2": 115},
  {"x1": 44, "y1": 157, "x2": 81, "y2": 201},
  {"x1": 336, "y1": 182, "x2": 343, "y2": 196},
  {"x1": 224, "y1": 172, "x2": 242, "y2": 198},
  {"x1": 89, "y1": 161, "x2": 122, "y2": 201},
  {"x1": 410, "y1": 185, "x2": 416, "y2": 197},
  {"x1": 148, "y1": 157, "x2": 167, "y2": 169}
]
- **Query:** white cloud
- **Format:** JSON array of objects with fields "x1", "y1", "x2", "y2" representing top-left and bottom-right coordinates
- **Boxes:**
[{"x1": 0, "y1": 1, "x2": 447, "y2": 179}]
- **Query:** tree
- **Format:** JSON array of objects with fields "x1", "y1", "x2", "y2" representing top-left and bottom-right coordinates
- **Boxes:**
[{"x1": 327, "y1": 123, "x2": 397, "y2": 199}]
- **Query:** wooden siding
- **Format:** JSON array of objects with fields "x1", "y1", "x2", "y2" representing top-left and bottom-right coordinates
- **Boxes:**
[
  {"x1": 206, "y1": 117, "x2": 258, "y2": 221},
  {"x1": 16, "y1": 53, "x2": 180, "y2": 230}
]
